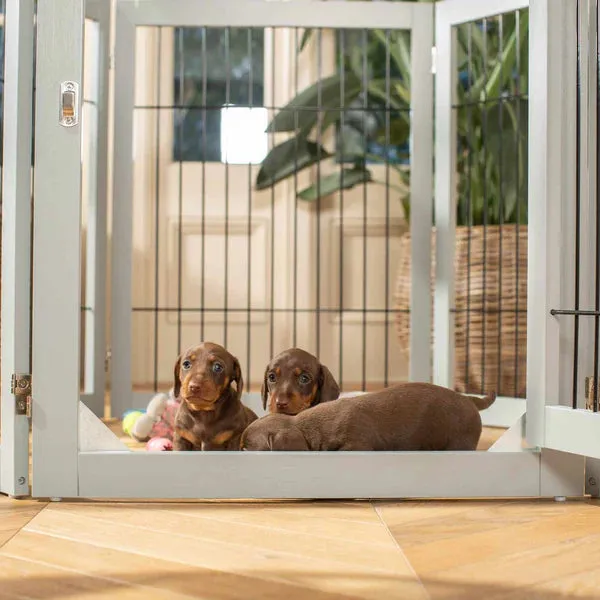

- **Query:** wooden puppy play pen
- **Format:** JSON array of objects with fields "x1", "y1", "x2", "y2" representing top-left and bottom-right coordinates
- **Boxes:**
[{"x1": 0, "y1": 0, "x2": 599, "y2": 500}]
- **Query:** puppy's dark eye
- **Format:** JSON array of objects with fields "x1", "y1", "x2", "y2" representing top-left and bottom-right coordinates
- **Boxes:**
[
  {"x1": 212, "y1": 362, "x2": 224, "y2": 374},
  {"x1": 267, "y1": 372, "x2": 276, "y2": 383},
  {"x1": 181, "y1": 360, "x2": 192, "y2": 370},
  {"x1": 298, "y1": 373, "x2": 312, "y2": 385}
]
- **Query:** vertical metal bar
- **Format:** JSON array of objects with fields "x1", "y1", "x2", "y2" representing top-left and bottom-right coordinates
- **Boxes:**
[
  {"x1": 269, "y1": 27, "x2": 275, "y2": 358},
  {"x1": 177, "y1": 28, "x2": 184, "y2": 354},
  {"x1": 109, "y1": 10, "x2": 136, "y2": 419},
  {"x1": 384, "y1": 29, "x2": 390, "y2": 388},
  {"x1": 574, "y1": 0, "x2": 582, "y2": 409},
  {"x1": 0, "y1": 0, "x2": 34, "y2": 497},
  {"x1": 594, "y1": 0, "x2": 600, "y2": 411},
  {"x1": 361, "y1": 28, "x2": 368, "y2": 390},
  {"x1": 200, "y1": 28, "x2": 207, "y2": 340},
  {"x1": 434, "y1": 6, "x2": 458, "y2": 388},
  {"x1": 338, "y1": 28, "x2": 345, "y2": 387},
  {"x1": 514, "y1": 9, "x2": 521, "y2": 398},
  {"x1": 481, "y1": 18, "x2": 489, "y2": 394},
  {"x1": 316, "y1": 28, "x2": 322, "y2": 358},
  {"x1": 293, "y1": 27, "x2": 299, "y2": 349},
  {"x1": 497, "y1": 13, "x2": 504, "y2": 397},
  {"x1": 152, "y1": 30, "x2": 162, "y2": 390},
  {"x1": 223, "y1": 26, "x2": 231, "y2": 348},
  {"x1": 246, "y1": 27, "x2": 253, "y2": 389},
  {"x1": 465, "y1": 23, "x2": 474, "y2": 391},
  {"x1": 32, "y1": 0, "x2": 83, "y2": 497}
]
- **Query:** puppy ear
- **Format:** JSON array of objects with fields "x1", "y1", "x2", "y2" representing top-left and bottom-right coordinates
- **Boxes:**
[
  {"x1": 317, "y1": 364, "x2": 340, "y2": 405},
  {"x1": 232, "y1": 357, "x2": 244, "y2": 403},
  {"x1": 173, "y1": 353, "x2": 183, "y2": 398},
  {"x1": 261, "y1": 365, "x2": 269, "y2": 411}
]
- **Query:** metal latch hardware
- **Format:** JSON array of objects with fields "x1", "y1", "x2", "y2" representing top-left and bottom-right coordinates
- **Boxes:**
[
  {"x1": 11, "y1": 373, "x2": 32, "y2": 418},
  {"x1": 59, "y1": 81, "x2": 79, "y2": 127}
]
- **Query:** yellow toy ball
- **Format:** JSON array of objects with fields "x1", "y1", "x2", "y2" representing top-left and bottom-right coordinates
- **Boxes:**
[{"x1": 122, "y1": 411, "x2": 144, "y2": 436}]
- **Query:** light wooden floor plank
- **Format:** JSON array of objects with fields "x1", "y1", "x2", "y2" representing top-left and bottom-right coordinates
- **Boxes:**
[
  {"x1": 2, "y1": 500, "x2": 427, "y2": 600},
  {"x1": 0, "y1": 497, "x2": 47, "y2": 548},
  {"x1": 377, "y1": 499, "x2": 600, "y2": 599}
]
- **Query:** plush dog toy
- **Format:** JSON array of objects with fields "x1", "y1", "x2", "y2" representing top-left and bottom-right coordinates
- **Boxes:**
[{"x1": 122, "y1": 389, "x2": 180, "y2": 443}]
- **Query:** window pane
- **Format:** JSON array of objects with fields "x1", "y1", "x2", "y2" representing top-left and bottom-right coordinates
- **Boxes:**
[{"x1": 173, "y1": 27, "x2": 265, "y2": 163}]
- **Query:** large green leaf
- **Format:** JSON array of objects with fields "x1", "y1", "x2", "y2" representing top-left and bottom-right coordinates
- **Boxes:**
[
  {"x1": 368, "y1": 78, "x2": 408, "y2": 110},
  {"x1": 297, "y1": 167, "x2": 373, "y2": 201},
  {"x1": 482, "y1": 11, "x2": 529, "y2": 102},
  {"x1": 375, "y1": 116, "x2": 410, "y2": 146},
  {"x1": 255, "y1": 136, "x2": 331, "y2": 191},
  {"x1": 266, "y1": 73, "x2": 362, "y2": 134},
  {"x1": 371, "y1": 29, "x2": 410, "y2": 79},
  {"x1": 299, "y1": 28, "x2": 313, "y2": 52}
]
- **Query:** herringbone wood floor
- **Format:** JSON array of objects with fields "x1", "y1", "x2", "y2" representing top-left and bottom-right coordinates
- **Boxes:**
[{"x1": 2, "y1": 495, "x2": 600, "y2": 599}]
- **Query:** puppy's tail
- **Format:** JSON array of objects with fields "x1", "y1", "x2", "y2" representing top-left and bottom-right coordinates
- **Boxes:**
[{"x1": 466, "y1": 391, "x2": 496, "y2": 411}]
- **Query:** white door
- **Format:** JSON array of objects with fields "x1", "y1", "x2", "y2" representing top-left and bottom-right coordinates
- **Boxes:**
[{"x1": 0, "y1": 0, "x2": 34, "y2": 498}]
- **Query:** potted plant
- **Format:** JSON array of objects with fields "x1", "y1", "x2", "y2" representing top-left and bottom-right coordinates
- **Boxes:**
[{"x1": 255, "y1": 2, "x2": 529, "y2": 397}]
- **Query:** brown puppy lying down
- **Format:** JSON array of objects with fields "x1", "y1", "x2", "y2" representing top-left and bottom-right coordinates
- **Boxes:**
[
  {"x1": 173, "y1": 342, "x2": 258, "y2": 451},
  {"x1": 262, "y1": 348, "x2": 340, "y2": 415},
  {"x1": 241, "y1": 382, "x2": 496, "y2": 451}
]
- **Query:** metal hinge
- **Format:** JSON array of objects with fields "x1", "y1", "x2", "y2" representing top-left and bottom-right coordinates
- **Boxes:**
[
  {"x1": 431, "y1": 46, "x2": 437, "y2": 75},
  {"x1": 11, "y1": 373, "x2": 32, "y2": 418},
  {"x1": 585, "y1": 376, "x2": 596, "y2": 410}
]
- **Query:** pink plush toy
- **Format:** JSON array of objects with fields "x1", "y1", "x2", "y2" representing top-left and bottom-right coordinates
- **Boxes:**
[
  {"x1": 146, "y1": 437, "x2": 173, "y2": 452},
  {"x1": 127, "y1": 388, "x2": 180, "y2": 443}
]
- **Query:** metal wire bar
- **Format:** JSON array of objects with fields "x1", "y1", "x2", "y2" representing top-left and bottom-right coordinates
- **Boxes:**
[
  {"x1": 293, "y1": 27, "x2": 299, "y2": 348},
  {"x1": 384, "y1": 29, "x2": 391, "y2": 388},
  {"x1": 594, "y1": 0, "x2": 600, "y2": 412},
  {"x1": 176, "y1": 27, "x2": 184, "y2": 354},
  {"x1": 133, "y1": 307, "x2": 412, "y2": 314},
  {"x1": 574, "y1": 0, "x2": 582, "y2": 409},
  {"x1": 152, "y1": 27, "x2": 162, "y2": 391},
  {"x1": 223, "y1": 26, "x2": 231, "y2": 348},
  {"x1": 497, "y1": 13, "x2": 504, "y2": 398},
  {"x1": 361, "y1": 27, "x2": 368, "y2": 390},
  {"x1": 135, "y1": 103, "x2": 411, "y2": 112},
  {"x1": 133, "y1": 306, "x2": 521, "y2": 314},
  {"x1": 338, "y1": 28, "x2": 345, "y2": 387},
  {"x1": 465, "y1": 22, "x2": 474, "y2": 391},
  {"x1": 514, "y1": 10, "x2": 522, "y2": 398},
  {"x1": 481, "y1": 17, "x2": 489, "y2": 394},
  {"x1": 269, "y1": 26, "x2": 276, "y2": 358},
  {"x1": 246, "y1": 26, "x2": 254, "y2": 390},
  {"x1": 200, "y1": 27, "x2": 207, "y2": 339},
  {"x1": 316, "y1": 27, "x2": 323, "y2": 358},
  {"x1": 451, "y1": 92, "x2": 527, "y2": 110}
]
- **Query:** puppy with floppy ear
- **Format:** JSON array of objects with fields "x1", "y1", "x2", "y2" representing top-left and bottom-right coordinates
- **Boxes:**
[
  {"x1": 261, "y1": 348, "x2": 341, "y2": 415},
  {"x1": 317, "y1": 364, "x2": 340, "y2": 406},
  {"x1": 172, "y1": 342, "x2": 257, "y2": 451}
]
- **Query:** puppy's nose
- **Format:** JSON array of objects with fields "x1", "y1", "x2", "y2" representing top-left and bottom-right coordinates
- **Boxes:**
[
  {"x1": 275, "y1": 398, "x2": 289, "y2": 409},
  {"x1": 188, "y1": 381, "x2": 202, "y2": 395}
]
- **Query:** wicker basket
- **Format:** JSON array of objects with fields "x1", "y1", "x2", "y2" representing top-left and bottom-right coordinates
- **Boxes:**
[{"x1": 394, "y1": 225, "x2": 528, "y2": 397}]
